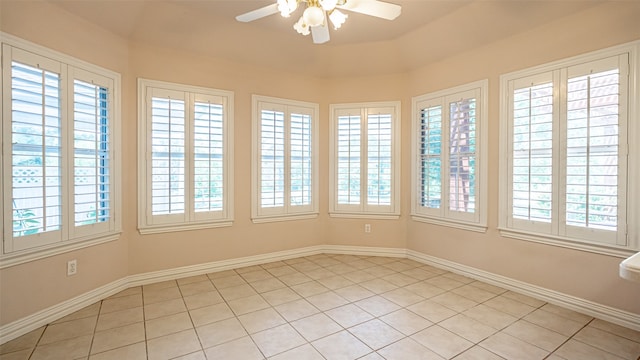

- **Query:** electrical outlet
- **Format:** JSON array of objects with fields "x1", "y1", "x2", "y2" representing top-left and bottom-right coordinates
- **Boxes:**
[
  {"x1": 67, "y1": 259, "x2": 77, "y2": 276},
  {"x1": 365, "y1": 224, "x2": 371, "y2": 233}
]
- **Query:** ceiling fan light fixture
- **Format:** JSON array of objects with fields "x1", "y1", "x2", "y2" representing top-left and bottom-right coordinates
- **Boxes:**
[
  {"x1": 303, "y1": 5, "x2": 325, "y2": 27},
  {"x1": 319, "y1": 0, "x2": 338, "y2": 11},
  {"x1": 277, "y1": 0, "x2": 298, "y2": 17},
  {"x1": 329, "y1": 9, "x2": 347, "y2": 29},
  {"x1": 293, "y1": 17, "x2": 311, "y2": 35}
]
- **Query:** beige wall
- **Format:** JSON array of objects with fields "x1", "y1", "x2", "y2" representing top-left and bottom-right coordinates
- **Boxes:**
[
  {"x1": 1, "y1": 0, "x2": 639, "y2": 328},
  {"x1": 405, "y1": 2, "x2": 640, "y2": 314}
]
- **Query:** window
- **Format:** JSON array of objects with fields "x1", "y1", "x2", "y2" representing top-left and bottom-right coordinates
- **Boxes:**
[
  {"x1": 411, "y1": 80, "x2": 488, "y2": 231},
  {"x1": 499, "y1": 42, "x2": 640, "y2": 255},
  {"x1": 1, "y1": 34, "x2": 121, "y2": 266},
  {"x1": 329, "y1": 102, "x2": 400, "y2": 218},
  {"x1": 252, "y1": 95, "x2": 319, "y2": 222},
  {"x1": 138, "y1": 79, "x2": 233, "y2": 233}
]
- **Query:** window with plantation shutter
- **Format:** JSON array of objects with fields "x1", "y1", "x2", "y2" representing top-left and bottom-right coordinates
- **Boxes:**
[
  {"x1": 412, "y1": 80, "x2": 488, "y2": 231},
  {"x1": 330, "y1": 102, "x2": 400, "y2": 218},
  {"x1": 2, "y1": 36, "x2": 121, "y2": 265},
  {"x1": 499, "y1": 43, "x2": 640, "y2": 255},
  {"x1": 252, "y1": 95, "x2": 318, "y2": 222},
  {"x1": 138, "y1": 79, "x2": 233, "y2": 233}
]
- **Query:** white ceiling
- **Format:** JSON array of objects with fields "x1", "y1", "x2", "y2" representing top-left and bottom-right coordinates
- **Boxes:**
[{"x1": 46, "y1": 0, "x2": 600, "y2": 78}]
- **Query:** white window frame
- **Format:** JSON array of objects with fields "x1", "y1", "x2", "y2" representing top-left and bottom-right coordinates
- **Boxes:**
[
  {"x1": 411, "y1": 80, "x2": 488, "y2": 232},
  {"x1": 499, "y1": 41, "x2": 640, "y2": 257},
  {"x1": 251, "y1": 95, "x2": 319, "y2": 223},
  {"x1": 329, "y1": 101, "x2": 401, "y2": 219},
  {"x1": 1, "y1": 33, "x2": 122, "y2": 268},
  {"x1": 138, "y1": 78, "x2": 234, "y2": 234}
]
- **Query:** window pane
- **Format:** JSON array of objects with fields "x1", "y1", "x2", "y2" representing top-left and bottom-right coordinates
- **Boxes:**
[
  {"x1": 566, "y1": 69, "x2": 619, "y2": 231},
  {"x1": 73, "y1": 80, "x2": 110, "y2": 226},
  {"x1": 420, "y1": 106, "x2": 442, "y2": 209},
  {"x1": 261, "y1": 110, "x2": 285, "y2": 208},
  {"x1": 11, "y1": 61, "x2": 62, "y2": 237},
  {"x1": 151, "y1": 97, "x2": 185, "y2": 215},
  {"x1": 337, "y1": 115, "x2": 361, "y2": 204},
  {"x1": 290, "y1": 113, "x2": 312, "y2": 207},
  {"x1": 449, "y1": 98, "x2": 476, "y2": 213},
  {"x1": 512, "y1": 82, "x2": 553, "y2": 222},
  {"x1": 194, "y1": 101, "x2": 224, "y2": 212},
  {"x1": 367, "y1": 113, "x2": 392, "y2": 206}
]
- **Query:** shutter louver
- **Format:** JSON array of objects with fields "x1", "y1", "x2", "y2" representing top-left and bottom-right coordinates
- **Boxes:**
[
  {"x1": 11, "y1": 61, "x2": 62, "y2": 237},
  {"x1": 419, "y1": 106, "x2": 442, "y2": 210},
  {"x1": 193, "y1": 101, "x2": 224, "y2": 212},
  {"x1": 367, "y1": 113, "x2": 392, "y2": 206},
  {"x1": 337, "y1": 114, "x2": 361, "y2": 205},
  {"x1": 260, "y1": 110, "x2": 285, "y2": 208},
  {"x1": 151, "y1": 97, "x2": 185, "y2": 215},
  {"x1": 566, "y1": 69, "x2": 619, "y2": 231},
  {"x1": 512, "y1": 82, "x2": 554, "y2": 222},
  {"x1": 73, "y1": 80, "x2": 110, "y2": 226},
  {"x1": 290, "y1": 113, "x2": 312, "y2": 206},
  {"x1": 449, "y1": 98, "x2": 476, "y2": 213}
]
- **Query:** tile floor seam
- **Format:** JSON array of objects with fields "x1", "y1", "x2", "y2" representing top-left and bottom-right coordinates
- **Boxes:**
[{"x1": 6, "y1": 254, "x2": 640, "y2": 360}]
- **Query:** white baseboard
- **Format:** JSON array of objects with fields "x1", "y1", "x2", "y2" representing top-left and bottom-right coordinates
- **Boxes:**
[
  {"x1": 406, "y1": 250, "x2": 640, "y2": 332},
  {"x1": 2, "y1": 245, "x2": 638, "y2": 344}
]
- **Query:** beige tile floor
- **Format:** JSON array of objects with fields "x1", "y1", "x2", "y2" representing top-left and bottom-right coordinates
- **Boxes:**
[{"x1": 2, "y1": 254, "x2": 640, "y2": 360}]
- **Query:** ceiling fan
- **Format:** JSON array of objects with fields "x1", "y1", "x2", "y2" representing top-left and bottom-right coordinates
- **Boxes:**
[{"x1": 236, "y1": 0, "x2": 402, "y2": 44}]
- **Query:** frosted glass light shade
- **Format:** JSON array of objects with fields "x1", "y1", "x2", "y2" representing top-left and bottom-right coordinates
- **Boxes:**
[{"x1": 303, "y1": 6, "x2": 324, "y2": 27}]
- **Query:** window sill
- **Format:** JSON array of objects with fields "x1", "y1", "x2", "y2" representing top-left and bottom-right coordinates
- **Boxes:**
[
  {"x1": 138, "y1": 221, "x2": 233, "y2": 235},
  {"x1": 252, "y1": 213, "x2": 318, "y2": 224},
  {"x1": 498, "y1": 227, "x2": 637, "y2": 258},
  {"x1": 411, "y1": 215, "x2": 487, "y2": 233},
  {"x1": 0, "y1": 233, "x2": 120, "y2": 269},
  {"x1": 329, "y1": 213, "x2": 400, "y2": 220}
]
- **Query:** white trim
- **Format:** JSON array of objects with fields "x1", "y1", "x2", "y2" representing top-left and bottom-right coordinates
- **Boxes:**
[
  {"x1": 411, "y1": 79, "x2": 488, "y2": 230},
  {"x1": 1, "y1": 33, "x2": 122, "y2": 264},
  {"x1": 251, "y1": 95, "x2": 320, "y2": 222},
  {"x1": 499, "y1": 228, "x2": 635, "y2": 259},
  {"x1": 329, "y1": 213, "x2": 400, "y2": 220},
  {"x1": 137, "y1": 78, "x2": 234, "y2": 233},
  {"x1": 499, "y1": 41, "x2": 640, "y2": 254},
  {"x1": 329, "y1": 101, "x2": 402, "y2": 217},
  {"x1": 407, "y1": 250, "x2": 640, "y2": 332},
  {"x1": 2, "y1": 246, "x2": 639, "y2": 345}
]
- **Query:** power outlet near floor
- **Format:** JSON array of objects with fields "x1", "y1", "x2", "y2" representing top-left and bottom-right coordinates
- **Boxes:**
[
  {"x1": 67, "y1": 259, "x2": 77, "y2": 276},
  {"x1": 364, "y1": 224, "x2": 371, "y2": 233}
]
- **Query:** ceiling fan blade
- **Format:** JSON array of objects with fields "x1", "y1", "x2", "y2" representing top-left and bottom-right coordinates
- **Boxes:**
[
  {"x1": 311, "y1": 23, "x2": 330, "y2": 44},
  {"x1": 338, "y1": 0, "x2": 401, "y2": 20},
  {"x1": 236, "y1": 3, "x2": 279, "y2": 22}
]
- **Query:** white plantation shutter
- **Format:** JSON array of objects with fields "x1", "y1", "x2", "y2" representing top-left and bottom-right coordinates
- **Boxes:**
[
  {"x1": 419, "y1": 105, "x2": 442, "y2": 211},
  {"x1": 448, "y1": 97, "x2": 476, "y2": 214},
  {"x1": 331, "y1": 102, "x2": 400, "y2": 216},
  {"x1": 509, "y1": 75, "x2": 555, "y2": 231},
  {"x1": 252, "y1": 96, "x2": 318, "y2": 221},
  {"x1": 413, "y1": 83, "x2": 485, "y2": 227},
  {"x1": 138, "y1": 79, "x2": 232, "y2": 232},
  {"x1": 7, "y1": 54, "x2": 63, "y2": 251},
  {"x1": 562, "y1": 56, "x2": 627, "y2": 245},
  {"x1": 149, "y1": 91, "x2": 186, "y2": 219},
  {"x1": 367, "y1": 112, "x2": 392, "y2": 207},
  {"x1": 193, "y1": 98, "x2": 225, "y2": 216},
  {"x1": 69, "y1": 67, "x2": 116, "y2": 239},
  {"x1": 290, "y1": 111, "x2": 313, "y2": 207},
  {"x1": 337, "y1": 113, "x2": 361, "y2": 207},
  {"x1": 501, "y1": 51, "x2": 631, "y2": 250},
  {"x1": 260, "y1": 108, "x2": 285, "y2": 209},
  {"x1": 3, "y1": 39, "x2": 121, "y2": 259}
]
